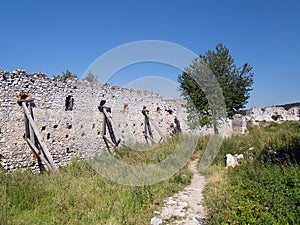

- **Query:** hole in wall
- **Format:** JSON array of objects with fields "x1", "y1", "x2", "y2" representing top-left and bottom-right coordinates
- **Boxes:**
[
  {"x1": 65, "y1": 134, "x2": 69, "y2": 138},
  {"x1": 123, "y1": 104, "x2": 129, "y2": 113},
  {"x1": 65, "y1": 95, "x2": 74, "y2": 111},
  {"x1": 41, "y1": 126, "x2": 46, "y2": 131},
  {"x1": 92, "y1": 124, "x2": 96, "y2": 129},
  {"x1": 166, "y1": 109, "x2": 173, "y2": 115},
  {"x1": 47, "y1": 133, "x2": 51, "y2": 139},
  {"x1": 67, "y1": 124, "x2": 72, "y2": 129},
  {"x1": 53, "y1": 124, "x2": 58, "y2": 129},
  {"x1": 157, "y1": 107, "x2": 161, "y2": 114}
]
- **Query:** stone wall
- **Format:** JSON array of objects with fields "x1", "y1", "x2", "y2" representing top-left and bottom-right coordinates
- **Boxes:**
[
  {"x1": 246, "y1": 106, "x2": 300, "y2": 122},
  {"x1": 3, "y1": 69, "x2": 296, "y2": 172},
  {"x1": 0, "y1": 70, "x2": 195, "y2": 172}
]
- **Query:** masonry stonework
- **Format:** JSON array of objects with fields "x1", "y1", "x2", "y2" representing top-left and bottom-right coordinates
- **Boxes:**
[
  {"x1": 1, "y1": 69, "x2": 299, "y2": 172},
  {"x1": 0, "y1": 70, "x2": 192, "y2": 172}
]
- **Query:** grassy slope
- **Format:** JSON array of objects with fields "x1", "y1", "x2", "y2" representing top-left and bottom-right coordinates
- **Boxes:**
[
  {"x1": 1, "y1": 122, "x2": 300, "y2": 224},
  {"x1": 203, "y1": 121, "x2": 300, "y2": 225},
  {"x1": 0, "y1": 135, "x2": 193, "y2": 225}
]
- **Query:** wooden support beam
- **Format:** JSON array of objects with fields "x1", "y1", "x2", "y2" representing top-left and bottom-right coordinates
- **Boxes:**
[
  {"x1": 148, "y1": 116, "x2": 167, "y2": 142},
  {"x1": 145, "y1": 134, "x2": 156, "y2": 144},
  {"x1": 22, "y1": 102, "x2": 58, "y2": 173},
  {"x1": 26, "y1": 138, "x2": 50, "y2": 172},
  {"x1": 27, "y1": 103, "x2": 41, "y2": 169},
  {"x1": 24, "y1": 110, "x2": 30, "y2": 139},
  {"x1": 142, "y1": 108, "x2": 166, "y2": 144},
  {"x1": 103, "y1": 135, "x2": 115, "y2": 154},
  {"x1": 28, "y1": 104, "x2": 35, "y2": 142},
  {"x1": 102, "y1": 108, "x2": 114, "y2": 125},
  {"x1": 100, "y1": 106, "x2": 121, "y2": 151}
]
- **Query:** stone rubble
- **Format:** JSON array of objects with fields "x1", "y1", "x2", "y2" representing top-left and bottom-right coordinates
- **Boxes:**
[{"x1": 246, "y1": 106, "x2": 300, "y2": 122}]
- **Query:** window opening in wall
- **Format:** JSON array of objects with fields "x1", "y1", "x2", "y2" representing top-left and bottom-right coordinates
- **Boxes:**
[
  {"x1": 157, "y1": 107, "x2": 161, "y2": 114},
  {"x1": 65, "y1": 95, "x2": 74, "y2": 111},
  {"x1": 124, "y1": 104, "x2": 129, "y2": 113}
]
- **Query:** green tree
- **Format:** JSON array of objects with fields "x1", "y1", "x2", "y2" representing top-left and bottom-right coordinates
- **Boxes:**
[
  {"x1": 178, "y1": 43, "x2": 254, "y2": 133},
  {"x1": 61, "y1": 69, "x2": 77, "y2": 81},
  {"x1": 83, "y1": 70, "x2": 98, "y2": 82}
]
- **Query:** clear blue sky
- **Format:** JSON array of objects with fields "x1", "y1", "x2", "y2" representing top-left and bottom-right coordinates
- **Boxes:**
[{"x1": 1, "y1": 0, "x2": 299, "y2": 108}]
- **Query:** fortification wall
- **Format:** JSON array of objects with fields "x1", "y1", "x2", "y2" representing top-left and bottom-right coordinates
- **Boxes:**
[
  {"x1": 0, "y1": 70, "x2": 191, "y2": 172},
  {"x1": 246, "y1": 106, "x2": 300, "y2": 122},
  {"x1": 3, "y1": 69, "x2": 296, "y2": 172}
]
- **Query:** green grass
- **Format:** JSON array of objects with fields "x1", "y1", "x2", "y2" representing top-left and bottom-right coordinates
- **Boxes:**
[
  {"x1": 203, "y1": 121, "x2": 300, "y2": 225},
  {"x1": 0, "y1": 134, "x2": 193, "y2": 225},
  {"x1": 2, "y1": 122, "x2": 300, "y2": 224}
]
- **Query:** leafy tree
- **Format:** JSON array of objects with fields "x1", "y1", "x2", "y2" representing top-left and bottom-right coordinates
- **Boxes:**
[
  {"x1": 83, "y1": 70, "x2": 98, "y2": 82},
  {"x1": 61, "y1": 69, "x2": 77, "y2": 81},
  {"x1": 178, "y1": 43, "x2": 254, "y2": 133}
]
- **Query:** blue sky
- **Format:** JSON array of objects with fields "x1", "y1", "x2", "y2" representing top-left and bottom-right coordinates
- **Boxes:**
[{"x1": 1, "y1": 0, "x2": 299, "y2": 108}]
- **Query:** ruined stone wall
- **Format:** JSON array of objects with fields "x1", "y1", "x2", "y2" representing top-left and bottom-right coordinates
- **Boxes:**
[
  {"x1": 246, "y1": 106, "x2": 300, "y2": 122},
  {"x1": 1, "y1": 69, "x2": 272, "y2": 172},
  {"x1": 0, "y1": 70, "x2": 189, "y2": 172}
]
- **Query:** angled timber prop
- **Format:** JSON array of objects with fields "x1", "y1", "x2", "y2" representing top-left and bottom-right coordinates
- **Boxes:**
[
  {"x1": 98, "y1": 100, "x2": 121, "y2": 153},
  {"x1": 17, "y1": 91, "x2": 58, "y2": 173},
  {"x1": 142, "y1": 106, "x2": 166, "y2": 144}
]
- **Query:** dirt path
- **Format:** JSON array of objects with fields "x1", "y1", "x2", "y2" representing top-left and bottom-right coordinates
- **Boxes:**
[{"x1": 151, "y1": 159, "x2": 207, "y2": 225}]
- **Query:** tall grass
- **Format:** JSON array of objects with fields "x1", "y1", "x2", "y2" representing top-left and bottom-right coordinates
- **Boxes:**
[
  {"x1": 0, "y1": 135, "x2": 193, "y2": 225},
  {"x1": 3, "y1": 122, "x2": 299, "y2": 224},
  {"x1": 203, "y1": 121, "x2": 300, "y2": 224}
]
